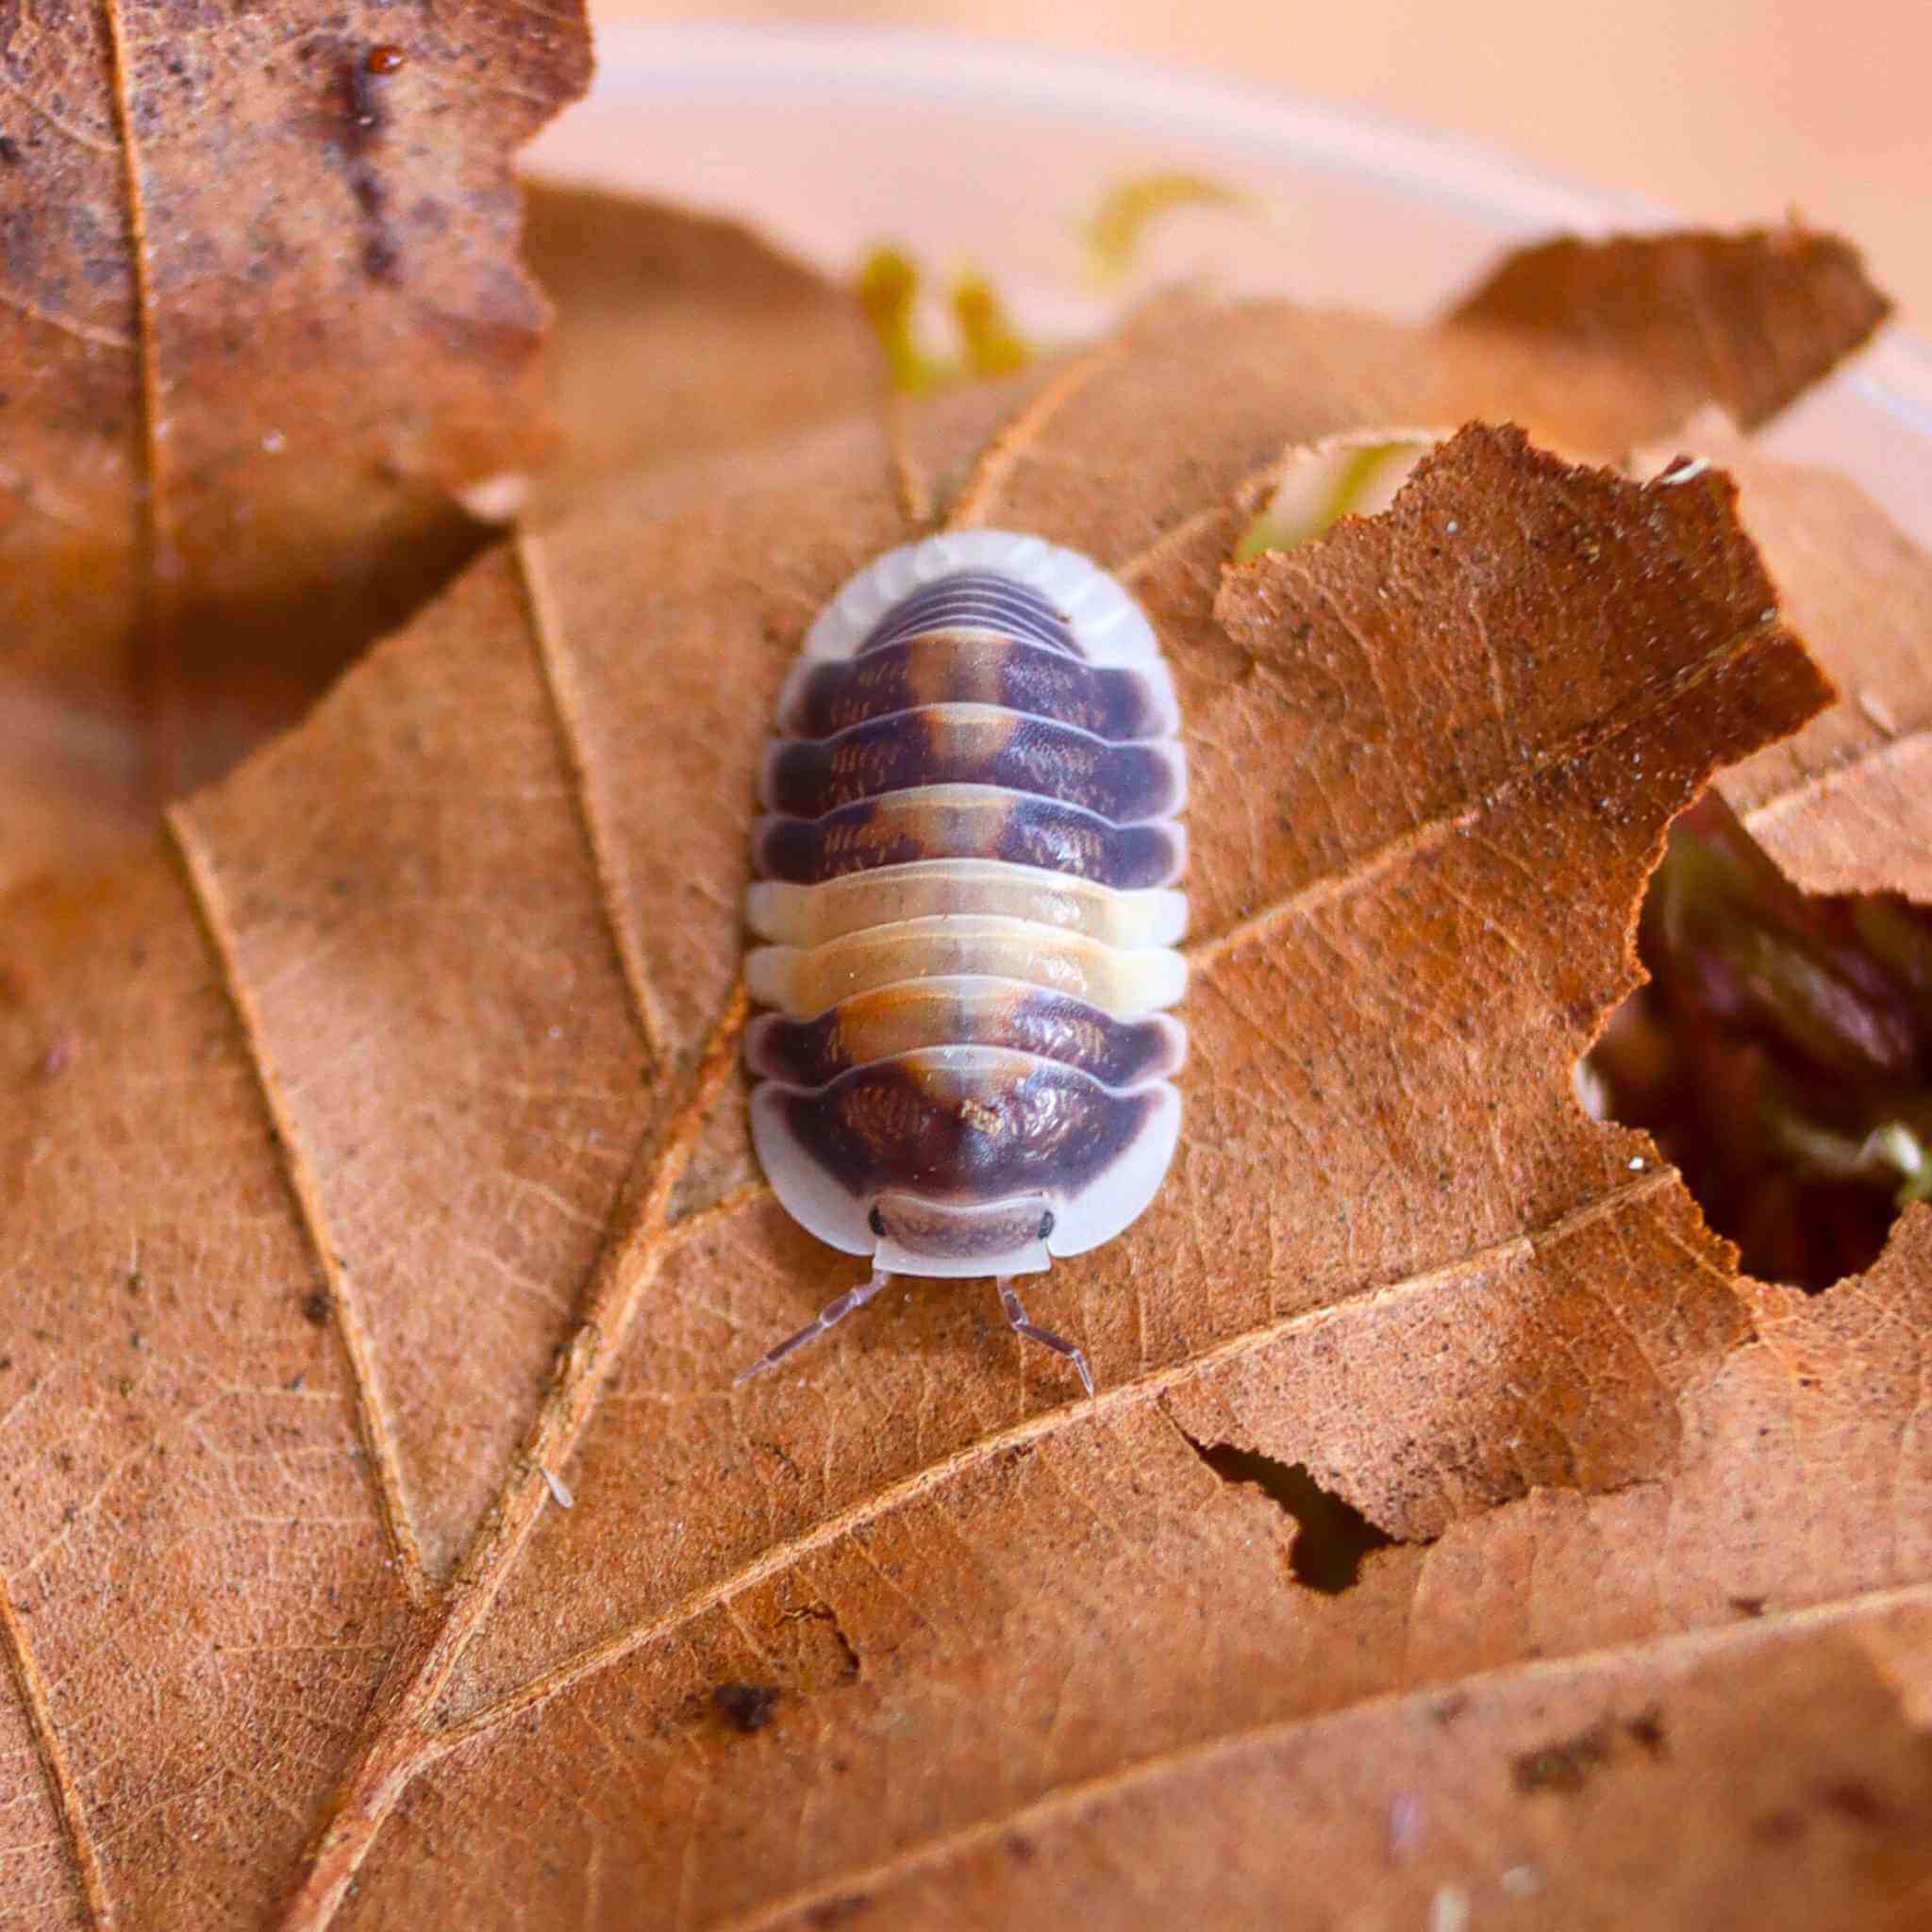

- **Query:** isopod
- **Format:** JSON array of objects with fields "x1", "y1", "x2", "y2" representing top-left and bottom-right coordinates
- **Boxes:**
[{"x1": 740, "y1": 531, "x2": 1188, "y2": 1393}]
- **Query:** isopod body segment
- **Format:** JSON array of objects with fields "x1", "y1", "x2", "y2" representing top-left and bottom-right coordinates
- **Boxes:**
[{"x1": 741, "y1": 531, "x2": 1188, "y2": 1391}]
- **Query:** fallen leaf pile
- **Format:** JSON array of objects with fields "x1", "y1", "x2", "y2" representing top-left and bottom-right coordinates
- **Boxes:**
[{"x1": 2, "y1": 57, "x2": 1930, "y2": 1931}]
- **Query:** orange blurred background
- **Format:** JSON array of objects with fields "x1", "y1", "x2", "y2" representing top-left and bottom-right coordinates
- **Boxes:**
[{"x1": 590, "y1": 1, "x2": 1931, "y2": 322}]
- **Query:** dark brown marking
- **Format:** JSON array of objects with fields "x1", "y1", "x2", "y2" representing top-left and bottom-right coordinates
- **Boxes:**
[
  {"x1": 771, "y1": 1049, "x2": 1158, "y2": 1202},
  {"x1": 747, "y1": 983, "x2": 1182, "y2": 1090},
  {"x1": 337, "y1": 52, "x2": 399, "y2": 281},
  {"x1": 764, "y1": 709, "x2": 1182, "y2": 822},
  {"x1": 1815, "y1": 1778, "x2": 1898, "y2": 1829},
  {"x1": 802, "y1": 1897, "x2": 873, "y2": 1928},
  {"x1": 1624, "y1": 1707, "x2": 1668, "y2": 1758},
  {"x1": 756, "y1": 792, "x2": 1181, "y2": 889},
  {"x1": 711, "y1": 1682, "x2": 780, "y2": 1733},
  {"x1": 1511, "y1": 1721, "x2": 1614, "y2": 1795},
  {"x1": 779, "y1": 636, "x2": 1173, "y2": 741},
  {"x1": 341, "y1": 53, "x2": 386, "y2": 141}
]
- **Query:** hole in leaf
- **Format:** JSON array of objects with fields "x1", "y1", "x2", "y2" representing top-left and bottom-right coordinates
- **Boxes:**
[
  {"x1": 1582, "y1": 790, "x2": 1931, "y2": 1291},
  {"x1": 1234, "y1": 430, "x2": 1449, "y2": 561},
  {"x1": 1182, "y1": 1434, "x2": 1400, "y2": 1592}
]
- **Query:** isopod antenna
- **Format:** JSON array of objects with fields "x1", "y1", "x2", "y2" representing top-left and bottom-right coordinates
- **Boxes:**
[
  {"x1": 734, "y1": 1268, "x2": 1094, "y2": 1396},
  {"x1": 733, "y1": 1270, "x2": 890, "y2": 1386}
]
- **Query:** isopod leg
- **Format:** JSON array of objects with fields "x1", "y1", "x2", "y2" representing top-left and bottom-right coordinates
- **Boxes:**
[
  {"x1": 734, "y1": 1270, "x2": 891, "y2": 1385},
  {"x1": 998, "y1": 1280, "x2": 1095, "y2": 1398}
]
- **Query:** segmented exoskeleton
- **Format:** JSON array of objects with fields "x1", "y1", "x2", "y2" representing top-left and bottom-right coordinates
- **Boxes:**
[{"x1": 741, "y1": 532, "x2": 1188, "y2": 1393}]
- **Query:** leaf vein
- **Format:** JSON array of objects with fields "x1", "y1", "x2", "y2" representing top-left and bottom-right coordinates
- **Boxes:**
[
  {"x1": 944, "y1": 341, "x2": 1124, "y2": 530},
  {"x1": 515, "y1": 529, "x2": 674, "y2": 1071},
  {"x1": 275, "y1": 986, "x2": 750, "y2": 1930},
  {"x1": 436, "y1": 1170, "x2": 1678, "y2": 1748},
  {"x1": 0, "y1": 282, "x2": 133, "y2": 352},
  {"x1": 164, "y1": 812, "x2": 433, "y2": 1607},
  {"x1": 1740, "y1": 721, "x2": 1931, "y2": 829},
  {"x1": 99, "y1": 0, "x2": 182, "y2": 793},
  {"x1": 703, "y1": 1577, "x2": 1932, "y2": 1932},
  {"x1": 1187, "y1": 616, "x2": 1794, "y2": 967},
  {"x1": 0, "y1": 71, "x2": 116, "y2": 155},
  {"x1": 1, "y1": 1579, "x2": 117, "y2": 1927}
]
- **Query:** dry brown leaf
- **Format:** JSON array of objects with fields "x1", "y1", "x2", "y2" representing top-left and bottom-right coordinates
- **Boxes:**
[
  {"x1": 1450, "y1": 225, "x2": 1892, "y2": 430},
  {"x1": 1575, "y1": 421, "x2": 1932, "y2": 1295},
  {"x1": 0, "y1": 178, "x2": 892, "y2": 902},
  {"x1": 520, "y1": 184, "x2": 884, "y2": 520},
  {"x1": 0, "y1": 215, "x2": 1883, "y2": 901},
  {"x1": 1680, "y1": 417, "x2": 1932, "y2": 900},
  {"x1": 0, "y1": 1, "x2": 592, "y2": 876},
  {"x1": 0, "y1": 0, "x2": 592, "y2": 671},
  {"x1": 4, "y1": 231, "x2": 1929, "y2": 1931}
]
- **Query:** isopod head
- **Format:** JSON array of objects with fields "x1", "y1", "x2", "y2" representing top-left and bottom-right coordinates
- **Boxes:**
[{"x1": 749, "y1": 1069, "x2": 1184, "y2": 1277}]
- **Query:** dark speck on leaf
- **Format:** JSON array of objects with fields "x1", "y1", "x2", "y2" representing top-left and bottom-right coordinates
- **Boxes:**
[
  {"x1": 301, "y1": 1291, "x2": 331, "y2": 1326},
  {"x1": 0, "y1": 137, "x2": 20, "y2": 164},
  {"x1": 1625, "y1": 1707, "x2": 1668, "y2": 1758},
  {"x1": 1817, "y1": 1778, "x2": 1895, "y2": 1829},
  {"x1": 341, "y1": 57, "x2": 387, "y2": 145},
  {"x1": 1512, "y1": 1720, "x2": 1612, "y2": 1794},
  {"x1": 802, "y1": 1897, "x2": 872, "y2": 1928},
  {"x1": 712, "y1": 1681, "x2": 780, "y2": 1733}
]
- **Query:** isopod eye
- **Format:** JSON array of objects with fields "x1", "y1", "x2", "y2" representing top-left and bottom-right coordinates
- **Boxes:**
[
  {"x1": 1037, "y1": 1209, "x2": 1056, "y2": 1241},
  {"x1": 868, "y1": 1206, "x2": 888, "y2": 1238}
]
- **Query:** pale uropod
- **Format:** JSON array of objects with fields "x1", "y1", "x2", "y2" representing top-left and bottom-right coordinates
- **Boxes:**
[{"x1": 740, "y1": 531, "x2": 1189, "y2": 1394}]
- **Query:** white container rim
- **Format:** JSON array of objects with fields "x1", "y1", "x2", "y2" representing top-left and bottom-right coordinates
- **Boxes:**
[{"x1": 541, "y1": 22, "x2": 1932, "y2": 457}]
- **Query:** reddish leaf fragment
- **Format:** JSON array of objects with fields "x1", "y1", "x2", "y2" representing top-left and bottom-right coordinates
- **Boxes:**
[
  {"x1": 1450, "y1": 225, "x2": 1890, "y2": 430},
  {"x1": 0, "y1": 0, "x2": 593, "y2": 822}
]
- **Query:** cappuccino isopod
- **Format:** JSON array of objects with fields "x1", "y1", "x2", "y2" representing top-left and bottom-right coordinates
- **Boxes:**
[{"x1": 740, "y1": 531, "x2": 1188, "y2": 1394}]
